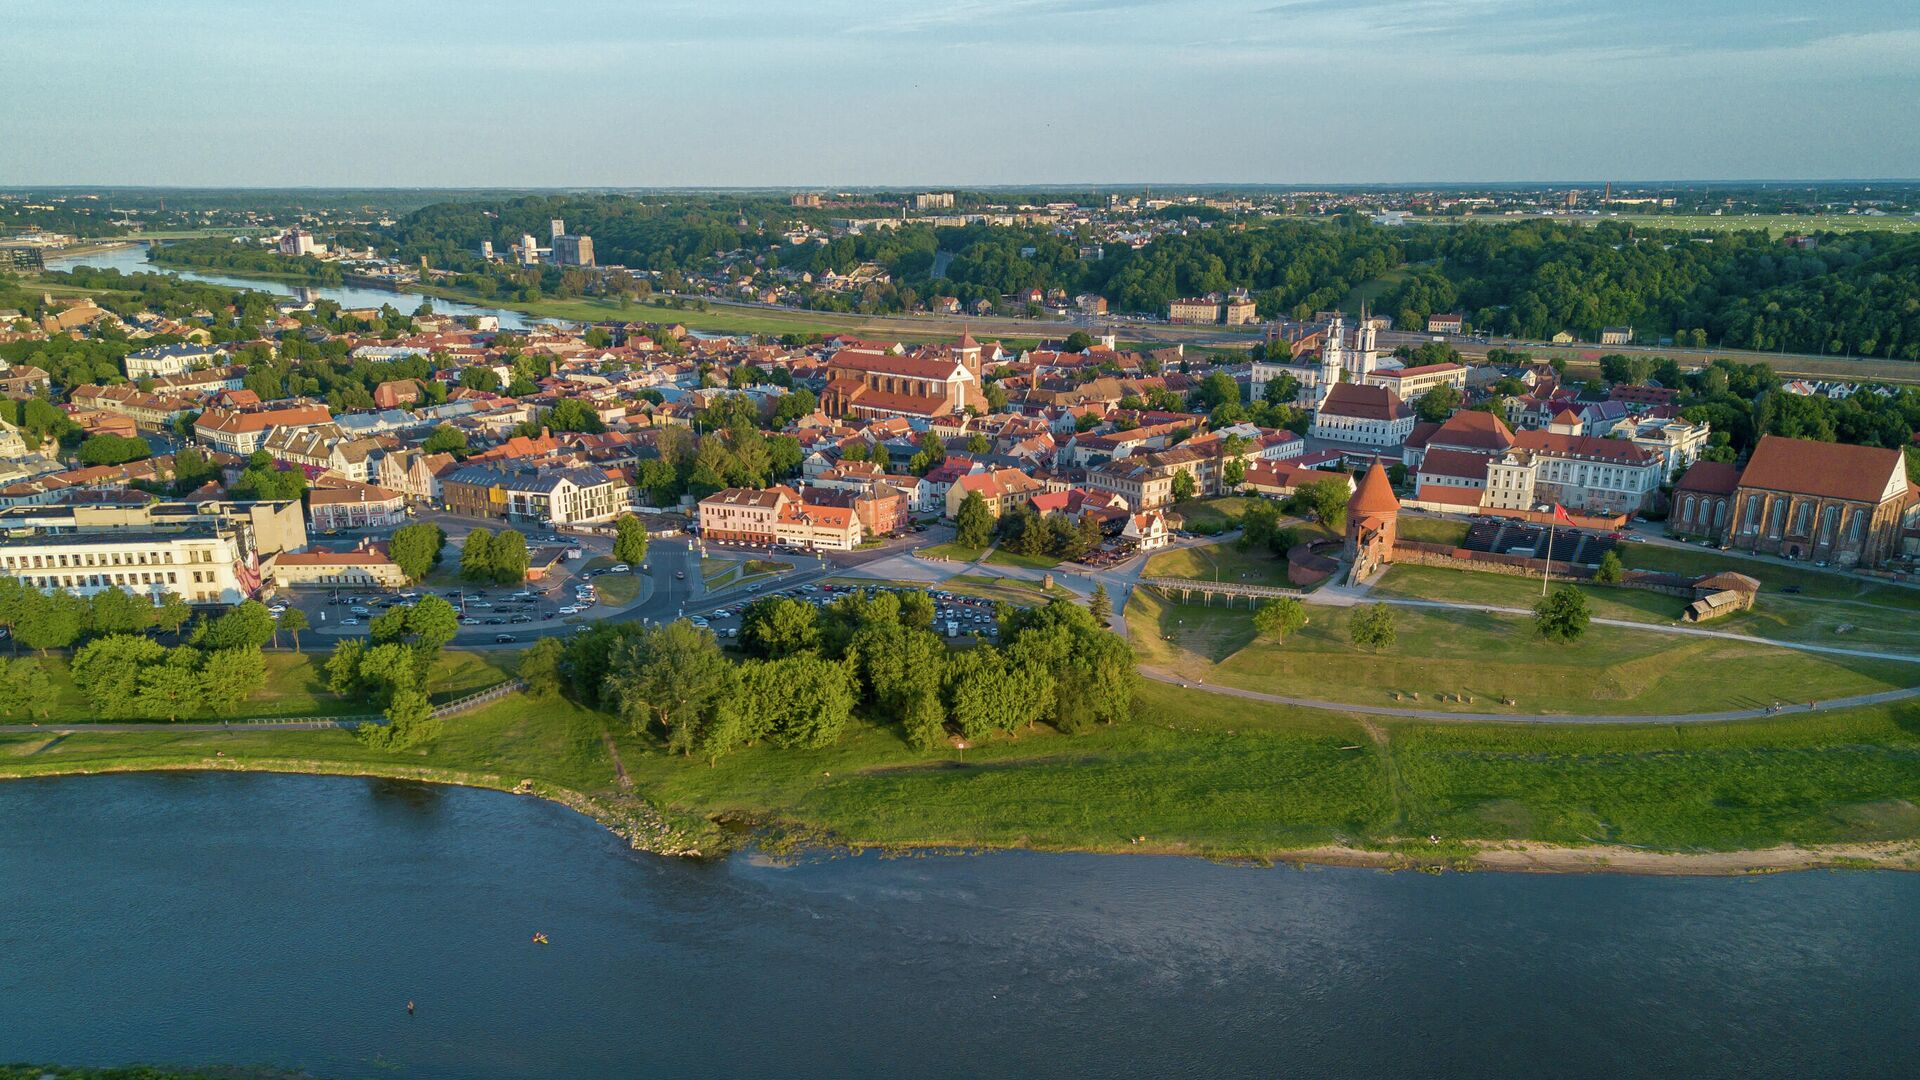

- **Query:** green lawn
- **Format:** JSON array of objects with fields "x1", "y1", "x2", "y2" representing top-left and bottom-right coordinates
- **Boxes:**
[
  {"x1": 1168, "y1": 496, "x2": 1265, "y2": 534},
  {"x1": 1621, "y1": 543, "x2": 1920, "y2": 609},
  {"x1": 1128, "y1": 588, "x2": 1920, "y2": 717},
  {"x1": 985, "y1": 548, "x2": 1063, "y2": 570},
  {"x1": 1394, "y1": 516, "x2": 1470, "y2": 546},
  {"x1": 1143, "y1": 542, "x2": 1295, "y2": 588},
  {"x1": 701, "y1": 557, "x2": 739, "y2": 585},
  {"x1": 919, "y1": 541, "x2": 985, "y2": 562},
  {"x1": 1372, "y1": 563, "x2": 1690, "y2": 624},
  {"x1": 6, "y1": 674, "x2": 1920, "y2": 861}
]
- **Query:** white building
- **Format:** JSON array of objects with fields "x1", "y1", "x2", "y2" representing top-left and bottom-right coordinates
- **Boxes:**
[
  {"x1": 125, "y1": 343, "x2": 225, "y2": 380},
  {"x1": 1309, "y1": 382, "x2": 1415, "y2": 448},
  {"x1": 0, "y1": 501, "x2": 307, "y2": 606}
]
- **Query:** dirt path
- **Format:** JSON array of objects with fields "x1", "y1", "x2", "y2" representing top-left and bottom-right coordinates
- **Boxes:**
[{"x1": 601, "y1": 730, "x2": 634, "y2": 792}]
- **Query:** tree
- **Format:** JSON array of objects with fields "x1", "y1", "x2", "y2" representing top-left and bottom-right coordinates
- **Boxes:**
[
  {"x1": 1297, "y1": 478, "x2": 1350, "y2": 532},
  {"x1": 137, "y1": 648, "x2": 203, "y2": 722},
  {"x1": 86, "y1": 587, "x2": 154, "y2": 638},
  {"x1": 421, "y1": 425, "x2": 469, "y2": 457},
  {"x1": 1533, "y1": 585, "x2": 1591, "y2": 643},
  {"x1": 1, "y1": 658, "x2": 57, "y2": 720},
  {"x1": 1594, "y1": 550, "x2": 1624, "y2": 585},
  {"x1": 199, "y1": 646, "x2": 267, "y2": 714},
  {"x1": 325, "y1": 638, "x2": 367, "y2": 695},
  {"x1": 459, "y1": 365, "x2": 501, "y2": 392},
  {"x1": 199, "y1": 600, "x2": 275, "y2": 652},
  {"x1": 1088, "y1": 584, "x2": 1112, "y2": 627},
  {"x1": 756, "y1": 653, "x2": 857, "y2": 749},
  {"x1": 898, "y1": 590, "x2": 936, "y2": 631},
  {"x1": 1252, "y1": 597, "x2": 1307, "y2": 642},
  {"x1": 153, "y1": 593, "x2": 192, "y2": 637},
  {"x1": 1064, "y1": 330, "x2": 1093, "y2": 352},
  {"x1": 603, "y1": 621, "x2": 733, "y2": 737},
  {"x1": 518, "y1": 638, "x2": 565, "y2": 696},
  {"x1": 388, "y1": 523, "x2": 445, "y2": 583},
  {"x1": 71, "y1": 634, "x2": 166, "y2": 718},
  {"x1": 276, "y1": 606, "x2": 310, "y2": 652},
  {"x1": 1414, "y1": 384, "x2": 1462, "y2": 423},
  {"x1": 1223, "y1": 458, "x2": 1246, "y2": 488},
  {"x1": 1171, "y1": 470, "x2": 1197, "y2": 502},
  {"x1": 76, "y1": 434, "x2": 152, "y2": 467},
  {"x1": 955, "y1": 490, "x2": 993, "y2": 549},
  {"x1": 1349, "y1": 603, "x2": 1396, "y2": 650},
  {"x1": 613, "y1": 514, "x2": 649, "y2": 565},
  {"x1": 489, "y1": 530, "x2": 529, "y2": 584},
  {"x1": 460, "y1": 528, "x2": 495, "y2": 581},
  {"x1": 16, "y1": 591, "x2": 85, "y2": 655},
  {"x1": 1262, "y1": 372, "x2": 1300, "y2": 406},
  {"x1": 965, "y1": 433, "x2": 991, "y2": 456},
  {"x1": 739, "y1": 596, "x2": 820, "y2": 659}
]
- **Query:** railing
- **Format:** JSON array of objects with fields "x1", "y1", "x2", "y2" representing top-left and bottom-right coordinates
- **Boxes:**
[
  {"x1": 1138, "y1": 575, "x2": 1305, "y2": 599},
  {"x1": 431, "y1": 678, "x2": 527, "y2": 719}
]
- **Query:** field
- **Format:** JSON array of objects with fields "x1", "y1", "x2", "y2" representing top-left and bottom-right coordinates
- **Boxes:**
[
  {"x1": 1, "y1": 649, "x2": 518, "y2": 724},
  {"x1": 1142, "y1": 541, "x2": 1294, "y2": 588},
  {"x1": 1393, "y1": 516, "x2": 1470, "y2": 546},
  {"x1": 918, "y1": 541, "x2": 986, "y2": 563},
  {"x1": 1167, "y1": 495, "x2": 1265, "y2": 534},
  {"x1": 7, "y1": 676, "x2": 1920, "y2": 863},
  {"x1": 1607, "y1": 213, "x2": 1920, "y2": 236},
  {"x1": 984, "y1": 547, "x2": 1062, "y2": 570},
  {"x1": 1126, "y1": 586, "x2": 1920, "y2": 716}
]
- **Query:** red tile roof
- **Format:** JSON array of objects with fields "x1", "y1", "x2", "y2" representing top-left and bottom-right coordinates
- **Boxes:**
[{"x1": 1736, "y1": 435, "x2": 1906, "y2": 504}]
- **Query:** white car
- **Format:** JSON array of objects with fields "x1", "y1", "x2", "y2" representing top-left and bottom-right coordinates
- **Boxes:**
[
  {"x1": 689, "y1": 616, "x2": 710, "y2": 628},
  {"x1": 558, "y1": 605, "x2": 581, "y2": 616},
  {"x1": 610, "y1": 563, "x2": 630, "y2": 573}
]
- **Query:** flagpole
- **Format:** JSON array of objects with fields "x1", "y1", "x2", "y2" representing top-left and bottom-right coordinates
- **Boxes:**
[{"x1": 1543, "y1": 518, "x2": 1553, "y2": 597}]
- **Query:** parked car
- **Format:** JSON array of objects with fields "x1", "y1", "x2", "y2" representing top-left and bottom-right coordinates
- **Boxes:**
[
  {"x1": 558, "y1": 605, "x2": 580, "y2": 615},
  {"x1": 611, "y1": 563, "x2": 630, "y2": 573}
]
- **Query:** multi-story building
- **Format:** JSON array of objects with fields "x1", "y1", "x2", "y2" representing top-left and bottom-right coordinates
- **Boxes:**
[
  {"x1": 1624, "y1": 415, "x2": 1711, "y2": 475},
  {"x1": 1222, "y1": 294, "x2": 1258, "y2": 325},
  {"x1": 441, "y1": 466, "x2": 628, "y2": 525},
  {"x1": 0, "y1": 365, "x2": 50, "y2": 399},
  {"x1": 68, "y1": 384, "x2": 200, "y2": 431},
  {"x1": 1167, "y1": 298, "x2": 1220, "y2": 324},
  {"x1": 125, "y1": 343, "x2": 226, "y2": 380},
  {"x1": 697, "y1": 487, "x2": 789, "y2": 544},
  {"x1": 1310, "y1": 383, "x2": 1415, "y2": 448},
  {"x1": 1364, "y1": 362, "x2": 1468, "y2": 402},
  {"x1": 195, "y1": 404, "x2": 333, "y2": 455},
  {"x1": 551, "y1": 233, "x2": 595, "y2": 267},
  {"x1": 307, "y1": 480, "x2": 409, "y2": 533},
  {"x1": 268, "y1": 542, "x2": 408, "y2": 590},
  {"x1": 945, "y1": 467, "x2": 1045, "y2": 519},
  {"x1": 0, "y1": 500, "x2": 306, "y2": 605}
]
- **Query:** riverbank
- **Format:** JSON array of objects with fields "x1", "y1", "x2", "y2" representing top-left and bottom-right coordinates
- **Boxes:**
[{"x1": 5, "y1": 680, "x2": 1918, "y2": 875}]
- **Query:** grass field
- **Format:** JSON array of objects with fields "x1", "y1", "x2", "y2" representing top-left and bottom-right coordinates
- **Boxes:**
[
  {"x1": 1394, "y1": 516, "x2": 1470, "y2": 546},
  {"x1": 1127, "y1": 587, "x2": 1920, "y2": 716},
  {"x1": 984, "y1": 548, "x2": 1062, "y2": 570},
  {"x1": 1143, "y1": 542, "x2": 1294, "y2": 588},
  {"x1": 919, "y1": 541, "x2": 986, "y2": 562},
  {"x1": 7, "y1": 676, "x2": 1919, "y2": 861},
  {"x1": 1608, "y1": 213, "x2": 1920, "y2": 236},
  {"x1": 1167, "y1": 496, "x2": 1265, "y2": 534},
  {"x1": 1, "y1": 649, "x2": 518, "y2": 724}
]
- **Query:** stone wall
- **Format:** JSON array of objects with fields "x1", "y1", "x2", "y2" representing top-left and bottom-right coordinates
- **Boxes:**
[{"x1": 1391, "y1": 542, "x2": 1696, "y2": 597}]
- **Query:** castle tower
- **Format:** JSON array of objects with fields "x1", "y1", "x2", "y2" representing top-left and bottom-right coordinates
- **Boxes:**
[{"x1": 1344, "y1": 460, "x2": 1401, "y2": 583}]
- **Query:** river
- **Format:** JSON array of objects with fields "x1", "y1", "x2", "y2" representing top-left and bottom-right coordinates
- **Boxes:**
[
  {"x1": 0, "y1": 773, "x2": 1912, "y2": 1079},
  {"x1": 45, "y1": 244, "x2": 549, "y2": 330}
]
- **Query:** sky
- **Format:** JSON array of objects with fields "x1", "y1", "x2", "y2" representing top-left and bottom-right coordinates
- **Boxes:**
[{"x1": 4, "y1": 0, "x2": 1917, "y2": 187}]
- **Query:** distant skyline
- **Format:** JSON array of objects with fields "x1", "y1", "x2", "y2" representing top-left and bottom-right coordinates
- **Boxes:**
[{"x1": 6, "y1": 0, "x2": 1918, "y2": 187}]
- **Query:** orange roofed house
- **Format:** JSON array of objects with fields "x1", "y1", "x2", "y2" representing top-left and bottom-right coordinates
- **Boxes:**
[{"x1": 696, "y1": 485, "x2": 865, "y2": 551}]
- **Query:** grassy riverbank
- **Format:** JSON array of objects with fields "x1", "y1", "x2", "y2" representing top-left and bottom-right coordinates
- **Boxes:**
[{"x1": 5, "y1": 678, "x2": 1919, "y2": 872}]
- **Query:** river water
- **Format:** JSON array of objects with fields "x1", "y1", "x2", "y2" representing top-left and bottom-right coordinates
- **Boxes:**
[
  {"x1": 45, "y1": 244, "x2": 546, "y2": 330},
  {"x1": 0, "y1": 773, "x2": 1912, "y2": 1079}
]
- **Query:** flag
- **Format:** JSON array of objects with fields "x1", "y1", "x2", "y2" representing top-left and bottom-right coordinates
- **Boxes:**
[{"x1": 1553, "y1": 503, "x2": 1574, "y2": 526}]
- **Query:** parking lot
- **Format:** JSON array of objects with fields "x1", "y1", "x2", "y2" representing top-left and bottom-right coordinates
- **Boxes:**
[
  {"x1": 277, "y1": 556, "x2": 650, "y2": 644},
  {"x1": 689, "y1": 581, "x2": 1011, "y2": 642}
]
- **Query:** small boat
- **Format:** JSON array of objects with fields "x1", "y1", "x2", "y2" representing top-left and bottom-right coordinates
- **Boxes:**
[{"x1": 532, "y1": 932, "x2": 549, "y2": 945}]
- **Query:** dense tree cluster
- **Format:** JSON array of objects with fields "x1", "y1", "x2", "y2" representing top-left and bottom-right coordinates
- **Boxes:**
[
  {"x1": 1384, "y1": 220, "x2": 1920, "y2": 358},
  {"x1": 542, "y1": 591, "x2": 1136, "y2": 763}
]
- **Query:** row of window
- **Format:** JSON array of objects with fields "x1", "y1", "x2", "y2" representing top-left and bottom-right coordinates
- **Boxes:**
[{"x1": 0, "y1": 546, "x2": 220, "y2": 570}]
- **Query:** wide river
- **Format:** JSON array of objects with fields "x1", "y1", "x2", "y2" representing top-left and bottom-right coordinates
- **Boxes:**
[
  {"x1": 46, "y1": 244, "x2": 547, "y2": 330},
  {"x1": 0, "y1": 773, "x2": 1913, "y2": 1079}
]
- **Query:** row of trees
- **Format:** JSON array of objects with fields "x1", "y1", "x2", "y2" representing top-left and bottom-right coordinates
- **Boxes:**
[{"x1": 325, "y1": 595, "x2": 462, "y2": 747}]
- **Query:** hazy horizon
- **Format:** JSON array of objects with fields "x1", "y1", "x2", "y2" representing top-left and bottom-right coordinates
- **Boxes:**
[{"x1": 6, "y1": 0, "x2": 1918, "y2": 187}]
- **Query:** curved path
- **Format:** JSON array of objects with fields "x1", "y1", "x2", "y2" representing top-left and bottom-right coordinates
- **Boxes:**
[{"x1": 1139, "y1": 667, "x2": 1920, "y2": 724}]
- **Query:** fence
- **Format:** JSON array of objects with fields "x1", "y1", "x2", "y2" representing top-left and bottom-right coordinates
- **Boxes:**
[{"x1": 431, "y1": 678, "x2": 528, "y2": 719}]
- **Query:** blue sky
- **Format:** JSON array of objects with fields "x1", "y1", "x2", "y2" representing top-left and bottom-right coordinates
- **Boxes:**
[{"x1": 4, "y1": 0, "x2": 1916, "y2": 185}]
